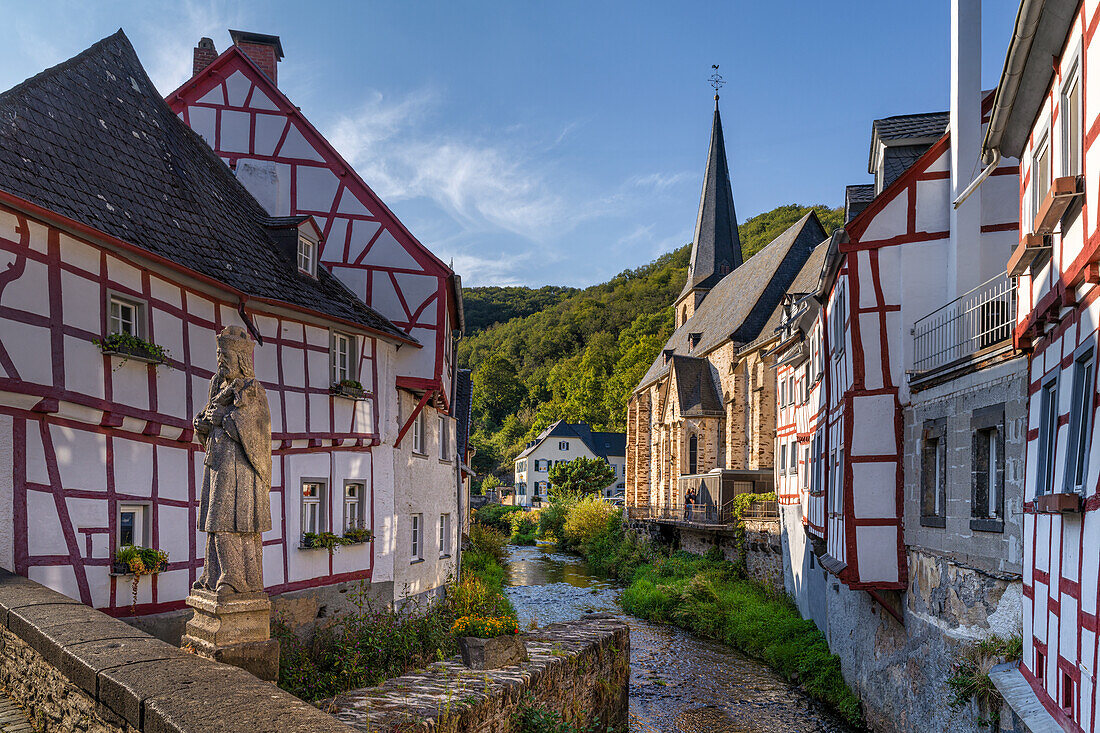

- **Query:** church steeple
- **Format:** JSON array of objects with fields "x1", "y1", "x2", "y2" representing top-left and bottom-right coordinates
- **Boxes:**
[{"x1": 676, "y1": 93, "x2": 743, "y2": 323}]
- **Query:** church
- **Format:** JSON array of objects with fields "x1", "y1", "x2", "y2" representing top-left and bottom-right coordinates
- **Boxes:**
[{"x1": 624, "y1": 95, "x2": 827, "y2": 517}]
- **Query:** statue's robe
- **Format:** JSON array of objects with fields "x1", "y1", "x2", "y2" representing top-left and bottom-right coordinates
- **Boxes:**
[{"x1": 196, "y1": 377, "x2": 272, "y2": 533}]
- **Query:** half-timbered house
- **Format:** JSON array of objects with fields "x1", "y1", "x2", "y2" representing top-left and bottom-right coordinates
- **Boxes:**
[
  {"x1": 167, "y1": 32, "x2": 465, "y2": 605},
  {"x1": 772, "y1": 4, "x2": 1027, "y2": 729},
  {"x1": 981, "y1": 1, "x2": 1100, "y2": 729},
  {"x1": 0, "y1": 30, "x2": 458, "y2": 641}
]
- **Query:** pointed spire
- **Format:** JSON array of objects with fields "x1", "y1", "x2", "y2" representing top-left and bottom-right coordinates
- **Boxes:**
[{"x1": 680, "y1": 98, "x2": 743, "y2": 303}]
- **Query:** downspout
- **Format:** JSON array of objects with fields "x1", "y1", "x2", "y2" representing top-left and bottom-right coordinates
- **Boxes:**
[
  {"x1": 237, "y1": 298, "x2": 264, "y2": 345},
  {"x1": 451, "y1": 327, "x2": 463, "y2": 585},
  {"x1": 867, "y1": 589, "x2": 904, "y2": 625},
  {"x1": 953, "y1": 148, "x2": 1001, "y2": 209}
]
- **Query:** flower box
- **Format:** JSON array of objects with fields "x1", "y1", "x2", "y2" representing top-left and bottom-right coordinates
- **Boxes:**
[
  {"x1": 96, "y1": 335, "x2": 168, "y2": 365},
  {"x1": 330, "y1": 381, "x2": 368, "y2": 400},
  {"x1": 458, "y1": 634, "x2": 528, "y2": 670},
  {"x1": 1035, "y1": 492, "x2": 1083, "y2": 514}
]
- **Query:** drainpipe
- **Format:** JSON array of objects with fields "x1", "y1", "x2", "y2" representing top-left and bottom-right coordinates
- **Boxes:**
[
  {"x1": 451, "y1": 327, "x2": 463, "y2": 585},
  {"x1": 953, "y1": 148, "x2": 1002, "y2": 209}
]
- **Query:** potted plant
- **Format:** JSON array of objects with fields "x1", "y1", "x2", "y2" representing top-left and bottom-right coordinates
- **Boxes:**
[
  {"x1": 94, "y1": 333, "x2": 169, "y2": 367},
  {"x1": 452, "y1": 614, "x2": 526, "y2": 670},
  {"x1": 301, "y1": 531, "x2": 353, "y2": 555},
  {"x1": 342, "y1": 525, "x2": 374, "y2": 544},
  {"x1": 112, "y1": 545, "x2": 168, "y2": 613},
  {"x1": 330, "y1": 379, "x2": 367, "y2": 399}
]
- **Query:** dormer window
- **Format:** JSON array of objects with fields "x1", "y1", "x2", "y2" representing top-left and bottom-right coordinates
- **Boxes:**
[
  {"x1": 689, "y1": 333, "x2": 702, "y2": 350},
  {"x1": 297, "y1": 234, "x2": 317, "y2": 277},
  {"x1": 664, "y1": 349, "x2": 674, "y2": 363}
]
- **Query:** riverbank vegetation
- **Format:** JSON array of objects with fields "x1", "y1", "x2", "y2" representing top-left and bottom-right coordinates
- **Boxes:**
[
  {"x1": 273, "y1": 524, "x2": 515, "y2": 702},
  {"x1": 535, "y1": 494, "x2": 863, "y2": 728}
]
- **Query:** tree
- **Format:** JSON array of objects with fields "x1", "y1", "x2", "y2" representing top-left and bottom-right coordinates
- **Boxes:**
[
  {"x1": 471, "y1": 353, "x2": 528, "y2": 428},
  {"x1": 477, "y1": 475, "x2": 501, "y2": 496},
  {"x1": 548, "y1": 457, "x2": 616, "y2": 497}
]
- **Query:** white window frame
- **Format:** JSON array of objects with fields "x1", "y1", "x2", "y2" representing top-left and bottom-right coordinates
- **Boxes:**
[
  {"x1": 559, "y1": 441, "x2": 569, "y2": 451},
  {"x1": 832, "y1": 282, "x2": 846, "y2": 359},
  {"x1": 1037, "y1": 377, "x2": 1060, "y2": 496},
  {"x1": 412, "y1": 409, "x2": 426, "y2": 454},
  {"x1": 1062, "y1": 59, "x2": 1082, "y2": 178},
  {"x1": 1065, "y1": 346, "x2": 1095, "y2": 494},
  {"x1": 331, "y1": 331, "x2": 356, "y2": 385},
  {"x1": 301, "y1": 479, "x2": 326, "y2": 537},
  {"x1": 344, "y1": 481, "x2": 365, "y2": 531},
  {"x1": 297, "y1": 235, "x2": 317, "y2": 277},
  {"x1": 1032, "y1": 131, "x2": 1051, "y2": 230},
  {"x1": 108, "y1": 293, "x2": 146, "y2": 338},
  {"x1": 411, "y1": 514, "x2": 423, "y2": 561},
  {"x1": 439, "y1": 415, "x2": 450, "y2": 460},
  {"x1": 439, "y1": 513, "x2": 451, "y2": 557},
  {"x1": 118, "y1": 503, "x2": 147, "y2": 548}
]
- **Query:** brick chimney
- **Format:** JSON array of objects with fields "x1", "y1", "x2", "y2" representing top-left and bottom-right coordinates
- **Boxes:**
[
  {"x1": 193, "y1": 37, "x2": 218, "y2": 76},
  {"x1": 229, "y1": 30, "x2": 284, "y2": 85}
]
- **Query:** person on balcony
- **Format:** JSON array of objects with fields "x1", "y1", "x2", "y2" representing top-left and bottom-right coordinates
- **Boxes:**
[{"x1": 685, "y1": 487, "x2": 698, "y2": 521}]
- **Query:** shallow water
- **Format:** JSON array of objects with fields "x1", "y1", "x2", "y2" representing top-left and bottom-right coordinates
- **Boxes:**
[{"x1": 503, "y1": 544, "x2": 854, "y2": 733}]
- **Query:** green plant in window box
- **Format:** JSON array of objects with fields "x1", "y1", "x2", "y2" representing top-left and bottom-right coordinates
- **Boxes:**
[
  {"x1": 342, "y1": 526, "x2": 374, "y2": 544},
  {"x1": 330, "y1": 379, "x2": 366, "y2": 399},
  {"x1": 113, "y1": 545, "x2": 168, "y2": 613},
  {"x1": 302, "y1": 531, "x2": 353, "y2": 554},
  {"x1": 93, "y1": 332, "x2": 169, "y2": 369}
]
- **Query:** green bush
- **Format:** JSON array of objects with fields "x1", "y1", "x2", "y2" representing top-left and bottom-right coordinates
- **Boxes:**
[
  {"x1": 469, "y1": 524, "x2": 509, "y2": 565},
  {"x1": 537, "y1": 496, "x2": 573, "y2": 543},
  {"x1": 475, "y1": 503, "x2": 523, "y2": 533},
  {"x1": 562, "y1": 496, "x2": 619, "y2": 549},
  {"x1": 510, "y1": 511, "x2": 539, "y2": 545}
]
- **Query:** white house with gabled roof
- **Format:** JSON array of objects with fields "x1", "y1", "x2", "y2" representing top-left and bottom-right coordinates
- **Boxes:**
[{"x1": 513, "y1": 421, "x2": 626, "y2": 507}]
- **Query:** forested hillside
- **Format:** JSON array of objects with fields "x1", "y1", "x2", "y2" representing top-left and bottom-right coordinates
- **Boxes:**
[{"x1": 459, "y1": 204, "x2": 843, "y2": 477}]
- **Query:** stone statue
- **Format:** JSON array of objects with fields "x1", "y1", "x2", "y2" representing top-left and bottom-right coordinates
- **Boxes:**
[
  {"x1": 183, "y1": 325, "x2": 279, "y2": 680},
  {"x1": 192, "y1": 325, "x2": 272, "y2": 595}
]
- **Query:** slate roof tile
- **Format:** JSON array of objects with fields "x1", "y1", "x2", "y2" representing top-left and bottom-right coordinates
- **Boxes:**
[{"x1": 0, "y1": 30, "x2": 409, "y2": 342}]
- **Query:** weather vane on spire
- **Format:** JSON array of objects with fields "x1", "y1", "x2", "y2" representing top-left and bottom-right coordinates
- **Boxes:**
[{"x1": 709, "y1": 64, "x2": 725, "y2": 101}]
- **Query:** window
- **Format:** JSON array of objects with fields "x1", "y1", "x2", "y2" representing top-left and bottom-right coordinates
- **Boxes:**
[
  {"x1": 921, "y1": 419, "x2": 947, "y2": 527},
  {"x1": 518, "y1": 482, "x2": 527, "y2": 496},
  {"x1": 439, "y1": 416, "x2": 450, "y2": 460},
  {"x1": 301, "y1": 481, "x2": 325, "y2": 536},
  {"x1": 1033, "y1": 133, "x2": 1051, "y2": 228},
  {"x1": 1067, "y1": 348, "x2": 1096, "y2": 493},
  {"x1": 118, "y1": 504, "x2": 146, "y2": 547},
  {"x1": 802, "y1": 446, "x2": 810, "y2": 488},
  {"x1": 1062, "y1": 62, "x2": 1082, "y2": 177},
  {"x1": 1063, "y1": 671, "x2": 1075, "y2": 719},
  {"x1": 832, "y1": 283, "x2": 846, "y2": 358},
  {"x1": 779, "y1": 442, "x2": 788, "y2": 475},
  {"x1": 972, "y1": 405, "x2": 1005, "y2": 531},
  {"x1": 297, "y1": 235, "x2": 317, "y2": 276},
  {"x1": 412, "y1": 409, "x2": 426, "y2": 454},
  {"x1": 780, "y1": 378, "x2": 787, "y2": 407},
  {"x1": 536, "y1": 481, "x2": 547, "y2": 494},
  {"x1": 439, "y1": 514, "x2": 451, "y2": 557},
  {"x1": 344, "y1": 482, "x2": 363, "y2": 531},
  {"x1": 109, "y1": 295, "x2": 144, "y2": 338},
  {"x1": 411, "y1": 514, "x2": 422, "y2": 560},
  {"x1": 331, "y1": 332, "x2": 355, "y2": 385},
  {"x1": 1035, "y1": 649, "x2": 1046, "y2": 684},
  {"x1": 688, "y1": 434, "x2": 698, "y2": 474},
  {"x1": 559, "y1": 441, "x2": 569, "y2": 451},
  {"x1": 1037, "y1": 378, "x2": 1060, "y2": 495}
]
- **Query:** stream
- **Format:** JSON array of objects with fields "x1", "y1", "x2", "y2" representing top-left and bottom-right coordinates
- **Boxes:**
[{"x1": 503, "y1": 543, "x2": 855, "y2": 733}]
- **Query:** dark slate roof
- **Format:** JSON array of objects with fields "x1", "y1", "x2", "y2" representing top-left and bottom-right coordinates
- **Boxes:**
[
  {"x1": 516, "y1": 421, "x2": 626, "y2": 461},
  {"x1": 671, "y1": 356, "x2": 723, "y2": 415},
  {"x1": 872, "y1": 111, "x2": 949, "y2": 141},
  {"x1": 845, "y1": 184, "x2": 875, "y2": 222},
  {"x1": 679, "y1": 102, "x2": 743, "y2": 301},
  {"x1": 639, "y1": 212, "x2": 827, "y2": 390},
  {"x1": 754, "y1": 239, "x2": 831, "y2": 348},
  {"x1": 883, "y1": 144, "x2": 934, "y2": 190},
  {"x1": 0, "y1": 30, "x2": 409, "y2": 342},
  {"x1": 454, "y1": 369, "x2": 473, "y2": 458}
]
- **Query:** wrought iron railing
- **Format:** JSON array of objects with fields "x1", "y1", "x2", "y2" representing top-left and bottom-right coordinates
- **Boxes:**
[
  {"x1": 740, "y1": 499, "x2": 780, "y2": 521},
  {"x1": 912, "y1": 273, "x2": 1016, "y2": 374},
  {"x1": 628, "y1": 500, "x2": 778, "y2": 525}
]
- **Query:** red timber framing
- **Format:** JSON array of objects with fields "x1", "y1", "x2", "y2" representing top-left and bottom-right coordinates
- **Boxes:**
[
  {"x1": 167, "y1": 43, "x2": 460, "y2": 408},
  {"x1": 0, "y1": 199, "x2": 386, "y2": 617},
  {"x1": 1009, "y1": 6, "x2": 1100, "y2": 729}
]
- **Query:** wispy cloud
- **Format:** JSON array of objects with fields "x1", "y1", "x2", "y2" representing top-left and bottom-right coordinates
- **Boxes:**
[
  {"x1": 628, "y1": 171, "x2": 693, "y2": 191},
  {"x1": 138, "y1": 1, "x2": 246, "y2": 94}
]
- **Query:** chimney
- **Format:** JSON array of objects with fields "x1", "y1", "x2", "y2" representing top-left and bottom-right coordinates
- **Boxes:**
[
  {"x1": 229, "y1": 29, "x2": 284, "y2": 85},
  {"x1": 949, "y1": 0, "x2": 981, "y2": 297},
  {"x1": 193, "y1": 37, "x2": 218, "y2": 76}
]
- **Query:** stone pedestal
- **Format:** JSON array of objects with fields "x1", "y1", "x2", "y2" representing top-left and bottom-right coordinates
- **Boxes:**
[
  {"x1": 181, "y1": 589, "x2": 279, "y2": 681},
  {"x1": 458, "y1": 634, "x2": 528, "y2": 670}
]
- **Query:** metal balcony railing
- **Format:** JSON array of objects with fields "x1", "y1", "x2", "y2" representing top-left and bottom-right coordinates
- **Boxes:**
[
  {"x1": 912, "y1": 273, "x2": 1016, "y2": 374},
  {"x1": 625, "y1": 499, "x2": 779, "y2": 524}
]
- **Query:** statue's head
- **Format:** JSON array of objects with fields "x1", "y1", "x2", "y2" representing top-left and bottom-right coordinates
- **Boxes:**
[{"x1": 216, "y1": 325, "x2": 255, "y2": 379}]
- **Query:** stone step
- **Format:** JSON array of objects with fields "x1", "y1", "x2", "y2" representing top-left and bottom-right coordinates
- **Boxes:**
[{"x1": 0, "y1": 695, "x2": 34, "y2": 732}]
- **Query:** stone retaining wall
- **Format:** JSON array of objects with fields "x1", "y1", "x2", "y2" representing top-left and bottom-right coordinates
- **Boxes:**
[
  {"x1": 673, "y1": 522, "x2": 785, "y2": 593},
  {"x1": 329, "y1": 615, "x2": 630, "y2": 733},
  {"x1": 0, "y1": 570, "x2": 353, "y2": 733}
]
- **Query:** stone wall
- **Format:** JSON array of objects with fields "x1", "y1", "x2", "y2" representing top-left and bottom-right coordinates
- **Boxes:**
[
  {"x1": 672, "y1": 521, "x2": 784, "y2": 594},
  {"x1": 330, "y1": 616, "x2": 630, "y2": 733},
  {"x1": 0, "y1": 570, "x2": 353, "y2": 733}
]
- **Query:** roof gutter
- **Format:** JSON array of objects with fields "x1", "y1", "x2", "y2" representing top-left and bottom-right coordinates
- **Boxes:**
[
  {"x1": 0, "y1": 188, "x2": 418, "y2": 348},
  {"x1": 981, "y1": 0, "x2": 1044, "y2": 159},
  {"x1": 952, "y1": 148, "x2": 1001, "y2": 209}
]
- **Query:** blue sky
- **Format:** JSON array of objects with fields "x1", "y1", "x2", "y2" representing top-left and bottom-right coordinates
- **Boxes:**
[{"x1": 2, "y1": 1, "x2": 1019, "y2": 287}]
